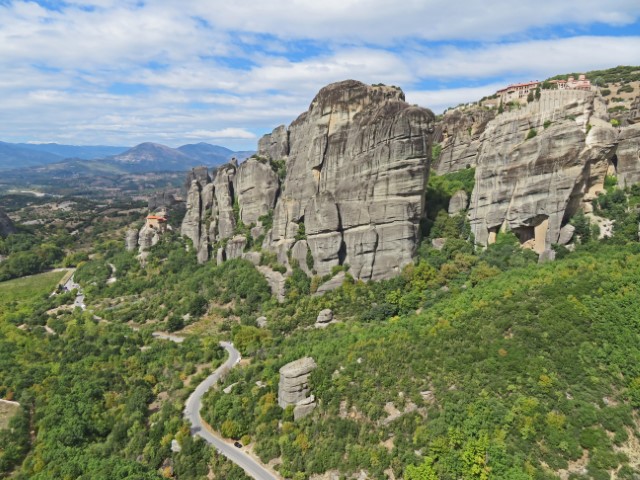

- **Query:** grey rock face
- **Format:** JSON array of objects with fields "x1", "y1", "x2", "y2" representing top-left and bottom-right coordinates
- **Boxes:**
[
  {"x1": 433, "y1": 106, "x2": 496, "y2": 174},
  {"x1": 242, "y1": 251, "x2": 261, "y2": 266},
  {"x1": 181, "y1": 179, "x2": 204, "y2": 256},
  {"x1": 538, "y1": 249, "x2": 556, "y2": 263},
  {"x1": 185, "y1": 165, "x2": 211, "y2": 188},
  {"x1": 448, "y1": 190, "x2": 468, "y2": 216},
  {"x1": 278, "y1": 357, "x2": 317, "y2": 410},
  {"x1": 213, "y1": 164, "x2": 237, "y2": 241},
  {"x1": 258, "y1": 124, "x2": 289, "y2": 161},
  {"x1": 138, "y1": 224, "x2": 159, "y2": 251},
  {"x1": 0, "y1": 209, "x2": 16, "y2": 238},
  {"x1": 236, "y1": 158, "x2": 279, "y2": 225},
  {"x1": 291, "y1": 240, "x2": 312, "y2": 275},
  {"x1": 615, "y1": 124, "x2": 640, "y2": 187},
  {"x1": 293, "y1": 395, "x2": 317, "y2": 420},
  {"x1": 125, "y1": 229, "x2": 138, "y2": 252},
  {"x1": 469, "y1": 90, "x2": 618, "y2": 251},
  {"x1": 262, "y1": 80, "x2": 435, "y2": 281}
]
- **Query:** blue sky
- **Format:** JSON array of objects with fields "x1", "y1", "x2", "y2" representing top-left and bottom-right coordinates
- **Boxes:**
[{"x1": 1, "y1": 0, "x2": 639, "y2": 150}]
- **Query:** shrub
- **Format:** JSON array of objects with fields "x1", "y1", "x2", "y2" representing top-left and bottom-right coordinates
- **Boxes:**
[{"x1": 526, "y1": 128, "x2": 537, "y2": 140}]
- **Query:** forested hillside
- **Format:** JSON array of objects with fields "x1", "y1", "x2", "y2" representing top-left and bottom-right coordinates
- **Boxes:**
[{"x1": 18, "y1": 168, "x2": 635, "y2": 479}]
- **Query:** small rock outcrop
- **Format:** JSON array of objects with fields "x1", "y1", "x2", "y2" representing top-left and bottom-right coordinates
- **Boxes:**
[
  {"x1": 256, "y1": 266, "x2": 286, "y2": 302},
  {"x1": 314, "y1": 308, "x2": 338, "y2": 327},
  {"x1": 316, "y1": 308, "x2": 333, "y2": 324},
  {"x1": 278, "y1": 357, "x2": 317, "y2": 418},
  {"x1": 0, "y1": 209, "x2": 17, "y2": 238},
  {"x1": 313, "y1": 272, "x2": 347, "y2": 296},
  {"x1": 256, "y1": 316, "x2": 267, "y2": 328},
  {"x1": 225, "y1": 235, "x2": 247, "y2": 260}
]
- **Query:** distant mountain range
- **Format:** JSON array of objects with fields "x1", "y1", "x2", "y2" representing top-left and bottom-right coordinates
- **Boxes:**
[{"x1": 0, "y1": 141, "x2": 254, "y2": 172}]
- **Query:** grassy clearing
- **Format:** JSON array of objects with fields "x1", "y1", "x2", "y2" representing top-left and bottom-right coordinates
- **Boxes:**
[
  {"x1": 0, "y1": 270, "x2": 66, "y2": 305},
  {"x1": 0, "y1": 400, "x2": 20, "y2": 430}
]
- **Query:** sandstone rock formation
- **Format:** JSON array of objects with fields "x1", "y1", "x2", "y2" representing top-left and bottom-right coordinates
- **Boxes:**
[
  {"x1": 257, "y1": 125, "x2": 288, "y2": 166},
  {"x1": 448, "y1": 190, "x2": 468, "y2": 216},
  {"x1": 615, "y1": 124, "x2": 640, "y2": 187},
  {"x1": 0, "y1": 209, "x2": 17, "y2": 238},
  {"x1": 256, "y1": 316, "x2": 267, "y2": 328},
  {"x1": 278, "y1": 357, "x2": 317, "y2": 419},
  {"x1": 138, "y1": 224, "x2": 160, "y2": 251},
  {"x1": 235, "y1": 158, "x2": 280, "y2": 225},
  {"x1": 256, "y1": 266, "x2": 286, "y2": 303},
  {"x1": 432, "y1": 106, "x2": 496, "y2": 175},
  {"x1": 468, "y1": 89, "x2": 618, "y2": 252},
  {"x1": 181, "y1": 80, "x2": 435, "y2": 286},
  {"x1": 181, "y1": 159, "x2": 280, "y2": 264},
  {"x1": 260, "y1": 80, "x2": 435, "y2": 281},
  {"x1": 125, "y1": 229, "x2": 138, "y2": 252}
]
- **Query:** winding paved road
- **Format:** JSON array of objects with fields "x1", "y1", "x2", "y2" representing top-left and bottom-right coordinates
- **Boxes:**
[{"x1": 184, "y1": 342, "x2": 281, "y2": 480}]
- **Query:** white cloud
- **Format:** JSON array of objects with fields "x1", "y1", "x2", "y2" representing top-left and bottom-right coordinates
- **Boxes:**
[
  {"x1": 184, "y1": 128, "x2": 257, "y2": 139},
  {"x1": 185, "y1": 0, "x2": 640, "y2": 42},
  {"x1": 0, "y1": 1, "x2": 639, "y2": 148},
  {"x1": 406, "y1": 84, "x2": 505, "y2": 114},
  {"x1": 409, "y1": 36, "x2": 640, "y2": 79}
]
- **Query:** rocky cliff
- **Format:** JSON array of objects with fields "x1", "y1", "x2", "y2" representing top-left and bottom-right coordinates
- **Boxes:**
[
  {"x1": 433, "y1": 89, "x2": 640, "y2": 253},
  {"x1": 469, "y1": 90, "x2": 618, "y2": 251},
  {"x1": 261, "y1": 80, "x2": 435, "y2": 280},
  {"x1": 182, "y1": 80, "x2": 435, "y2": 282}
]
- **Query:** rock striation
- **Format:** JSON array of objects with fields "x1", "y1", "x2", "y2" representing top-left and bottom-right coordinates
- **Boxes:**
[
  {"x1": 278, "y1": 357, "x2": 317, "y2": 420},
  {"x1": 0, "y1": 209, "x2": 17, "y2": 238},
  {"x1": 181, "y1": 80, "x2": 435, "y2": 284}
]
